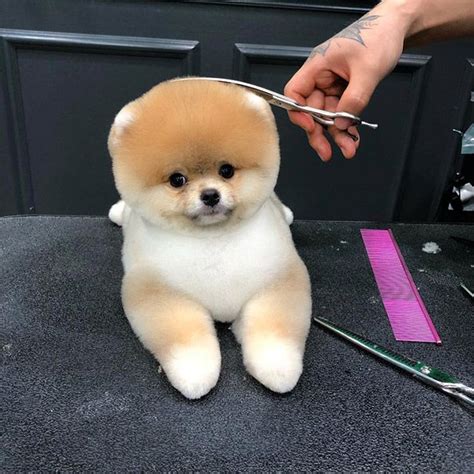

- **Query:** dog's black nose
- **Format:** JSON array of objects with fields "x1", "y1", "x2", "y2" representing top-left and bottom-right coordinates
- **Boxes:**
[{"x1": 200, "y1": 189, "x2": 220, "y2": 207}]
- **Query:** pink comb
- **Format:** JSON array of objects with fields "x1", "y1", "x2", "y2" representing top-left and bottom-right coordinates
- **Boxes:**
[{"x1": 361, "y1": 229, "x2": 441, "y2": 344}]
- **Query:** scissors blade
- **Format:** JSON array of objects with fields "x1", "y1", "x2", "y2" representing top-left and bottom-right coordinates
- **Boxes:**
[
  {"x1": 177, "y1": 77, "x2": 278, "y2": 102},
  {"x1": 206, "y1": 78, "x2": 335, "y2": 126},
  {"x1": 193, "y1": 78, "x2": 323, "y2": 118}
]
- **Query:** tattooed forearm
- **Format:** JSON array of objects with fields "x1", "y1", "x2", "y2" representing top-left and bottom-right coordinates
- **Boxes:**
[{"x1": 309, "y1": 14, "x2": 381, "y2": 58}]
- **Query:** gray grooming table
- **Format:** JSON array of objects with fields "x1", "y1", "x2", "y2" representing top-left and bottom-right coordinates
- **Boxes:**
[{"x1": 2, "y1": 216, "x2": 473, "y2": 471}]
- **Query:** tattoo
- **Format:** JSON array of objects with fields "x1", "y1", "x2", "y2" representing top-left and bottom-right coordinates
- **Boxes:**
[
  {"x1": 334, "y1": 15, "x2": 380, "y2": 46},
  {"x1": 308, "y1": 40, "x2": 330, "y2": 60},
  {"x1": 309, "y1": 14, "x2": 381, "y2": 58}
]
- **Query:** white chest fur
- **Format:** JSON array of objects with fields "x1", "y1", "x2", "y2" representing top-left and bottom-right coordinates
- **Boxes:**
[{"x1": 122, "y1": 200, "x2": 295, "y2": 322}]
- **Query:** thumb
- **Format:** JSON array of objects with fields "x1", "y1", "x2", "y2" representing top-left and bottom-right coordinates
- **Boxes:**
[{"x1": 335, "y1": 71, "x2": 379, "y2": 130}]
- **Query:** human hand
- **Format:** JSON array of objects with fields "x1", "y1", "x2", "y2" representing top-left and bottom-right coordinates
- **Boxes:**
[{"x1": 284, "y1": 2, "x2": 413, "y2": 161}]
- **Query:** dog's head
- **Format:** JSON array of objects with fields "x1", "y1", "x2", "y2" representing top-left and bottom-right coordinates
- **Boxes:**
[{"x1": 108, "y1": 78, "x2": 280, "y2": 231}]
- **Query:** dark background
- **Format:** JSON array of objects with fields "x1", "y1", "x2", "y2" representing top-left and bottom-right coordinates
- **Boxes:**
[{"x1": 1, "y1": 0, "x2": 473, "y2": 221}]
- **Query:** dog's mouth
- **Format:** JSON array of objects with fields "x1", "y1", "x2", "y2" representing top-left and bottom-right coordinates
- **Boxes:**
[{"x1": 187, "y1": 205, "x2": 234, "y2": 225}]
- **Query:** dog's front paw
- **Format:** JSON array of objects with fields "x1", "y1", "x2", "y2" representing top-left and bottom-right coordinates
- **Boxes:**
[
  {"x1": 282, "y1": 204, "x2": 294, "y2": 225},
  {"x1": 108, "y1": 200, "x2": 126, "y2": 226},
  {"x1": 164, "y1": 344, "x2": 221, "y2": 400},
  {"x1": 244, "y1": 338, "x2": 303, "y2": 393}
]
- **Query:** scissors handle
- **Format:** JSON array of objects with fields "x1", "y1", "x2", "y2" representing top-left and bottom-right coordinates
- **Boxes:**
[
  {"x1": 314, "y1": 317, "x2": 474, "y2": 407},
  {"x1": 441, "y1": 386, "x2": 474, "y2": 405}
]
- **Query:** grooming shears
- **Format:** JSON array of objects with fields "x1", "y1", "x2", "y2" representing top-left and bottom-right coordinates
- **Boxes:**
[
  {"x1": 314, "y1": 317, "x2": 474, "y2": 407},
  {"x1": 174, "y1": 77, "x2": 378, "y2": 130}
]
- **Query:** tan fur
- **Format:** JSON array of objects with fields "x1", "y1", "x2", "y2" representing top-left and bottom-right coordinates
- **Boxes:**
[
  {"x1": 238, "y1": 261, "x2": 311, "y2": 345},
  {"x1": 122, "y1": 269, "x2": 222, "y2": 399},
  {"x1": 122, "y1": 270, "x2": 217, "y2": 357},
  {"x1": 109, "y1": 79, "x2": 277, "y2": 183},
  {"x1": 223, "y1": 257, "x2": 312, "y2": 394}
]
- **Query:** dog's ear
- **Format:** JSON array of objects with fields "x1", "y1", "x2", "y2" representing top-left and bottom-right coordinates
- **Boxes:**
[
  {"x1": 245, "y1": 91, "x2": 268, "y2": 112},
  {"x1": 108, "y1": 103, "x2": 136, "y2": 152},
  {"x1": 112, "y1": 104, "x2": 136, "y2": 135}
]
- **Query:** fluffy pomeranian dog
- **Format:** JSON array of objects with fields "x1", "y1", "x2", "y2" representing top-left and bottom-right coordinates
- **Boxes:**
[{"x1": 108, "y1": 78, "x2": 312, "y2": 399}]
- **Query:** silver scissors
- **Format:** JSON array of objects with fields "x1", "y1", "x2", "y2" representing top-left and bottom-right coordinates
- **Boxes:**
[{"x1": 174, "y1": 77, "x2": 378, "y2": 130}]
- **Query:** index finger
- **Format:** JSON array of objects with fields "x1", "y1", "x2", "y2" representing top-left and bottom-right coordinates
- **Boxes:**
[
  {"x1": 284, "y1": 67, "x2": 321, "y2": 132},
  {"x1": 284, "y1": 67, "x2": 318, "y2": 103}
]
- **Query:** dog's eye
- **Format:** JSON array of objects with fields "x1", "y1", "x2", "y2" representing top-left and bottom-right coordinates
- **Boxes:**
[
  {"x1": 169, "y1": 173, "x2": 187, "y2": 188},
  {"x1": 219, "y1": 164, "x2": 234, "y2": 179}
]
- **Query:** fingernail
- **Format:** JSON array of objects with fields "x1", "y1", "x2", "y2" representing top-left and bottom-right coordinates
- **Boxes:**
[{"x1": 347, "y1": 131, "x2": 359, "y2": 142}]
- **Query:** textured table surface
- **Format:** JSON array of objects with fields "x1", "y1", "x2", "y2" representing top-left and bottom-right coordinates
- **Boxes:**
[{"x1": 1, "y1": 216, "x2": 473, "y2": 471}]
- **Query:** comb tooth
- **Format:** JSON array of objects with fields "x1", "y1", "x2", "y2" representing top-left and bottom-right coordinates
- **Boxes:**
[{"x1": 361, "y1": 229, "x2": 441, "y2": 344}]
